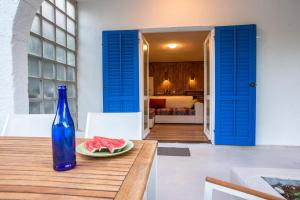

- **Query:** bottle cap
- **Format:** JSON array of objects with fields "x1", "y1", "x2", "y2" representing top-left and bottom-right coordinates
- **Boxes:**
[{"x1": 58, "y1": 85, "x2": 67, "y2": 90}]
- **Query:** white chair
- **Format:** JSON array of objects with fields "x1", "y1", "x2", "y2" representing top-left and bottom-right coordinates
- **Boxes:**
[
  {"x1": 85, "y1": 112, "x2": 143, "y2": 140},
  {"x1": 204, "y1": 177, "x2": 284, "y2": 200},
  {"x1": 1, "y1": 114, "x2": 55, "y2": 137}
]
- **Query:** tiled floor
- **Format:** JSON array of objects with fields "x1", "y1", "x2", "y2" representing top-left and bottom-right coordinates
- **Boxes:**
[
  {"x1": 146, "y1": 124, "x2": 209, "y2": 143},
  {"x1": 157, "y1": 143, "x2": 300, "y2": 200}
]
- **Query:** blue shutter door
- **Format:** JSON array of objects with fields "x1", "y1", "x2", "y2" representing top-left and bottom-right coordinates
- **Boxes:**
[
  {"x1": 102, "y1": 30, "x2": 139, "y2": 112},
  {"x1": 215, "y1": 25, "x2": 256, "y2": 146}
]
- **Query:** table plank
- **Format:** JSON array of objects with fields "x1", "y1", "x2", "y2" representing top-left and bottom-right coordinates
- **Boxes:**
[
  {"x1": 0, "y1": 192, "x2": 110, "y2": 200},
  {"x1": 0, "y1": 185, "x2": 116, "y2": 199},
  {"x1": 0, "y1": 137, "x2": 157, "y2": 200},
  {"x1": 115, "y1": 140, "x2": 157, "y2": 200},
  {"x1": 0, "y1": 174, "x2": 123, "y2": 185}
]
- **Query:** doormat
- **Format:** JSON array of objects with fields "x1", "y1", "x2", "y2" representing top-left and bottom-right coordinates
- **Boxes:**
[{"x1": 157, "y1": 147, "x2": 191, "y2": 157}]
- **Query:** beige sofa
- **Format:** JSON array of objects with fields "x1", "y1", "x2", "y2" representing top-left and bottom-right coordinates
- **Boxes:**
[{"x1": 149, "y1": 96, "x2": 203, "y2": 127}]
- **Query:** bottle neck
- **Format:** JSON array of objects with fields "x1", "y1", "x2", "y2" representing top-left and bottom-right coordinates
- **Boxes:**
[
  {"x1": 56, "y1": 89, "x2": 70, "y2": 116},
  {"x1": 58, "y1": 89, "x2": 68, "y2": 104},
  {"x1": 53, "y1": 86, "x2": 74, "y2": 127}
]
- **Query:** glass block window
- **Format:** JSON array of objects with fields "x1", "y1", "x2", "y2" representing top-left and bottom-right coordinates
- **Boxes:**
[{"x1": 28, "y1": 0, "x2": 77, "y2": 123}]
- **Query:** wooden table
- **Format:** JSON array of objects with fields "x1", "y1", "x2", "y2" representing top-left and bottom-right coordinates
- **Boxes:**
[{"x1": 0, "y1": 137, "x2": 157, "y2": 200}]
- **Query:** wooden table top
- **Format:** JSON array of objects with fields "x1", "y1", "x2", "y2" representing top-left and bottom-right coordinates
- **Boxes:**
[{"x1": 0, "y1": 137, "x2": 157, "y2": 200}]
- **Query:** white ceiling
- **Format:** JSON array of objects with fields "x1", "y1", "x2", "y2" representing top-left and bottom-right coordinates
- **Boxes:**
[{"x1": 143, "y1": 31, "x2": 210, "y2": 62}]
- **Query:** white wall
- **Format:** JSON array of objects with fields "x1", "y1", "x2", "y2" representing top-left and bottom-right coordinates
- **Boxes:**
[
  {"x1": 0, "y1": 0, "x2": 41, "y2": 131},
  {"x1": 0, "y1": 0, "x2": 15, "y2": 131},
  {"x1": 77, "y1": 0, "x2": 300, "y2": 145}
]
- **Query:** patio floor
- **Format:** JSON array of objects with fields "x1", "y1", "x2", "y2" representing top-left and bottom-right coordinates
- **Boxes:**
[
  {"x1": 146, "y1": 124, "x2": 209, "y2": 143},
  {"x1": 157, "y1": 143, "x2": 300, "y2": 200}
]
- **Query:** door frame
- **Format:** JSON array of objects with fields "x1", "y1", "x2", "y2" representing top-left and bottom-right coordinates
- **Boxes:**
[
  {"x1": 139, "y1": 32, "x2": 151, "y2": 138},
  {"x1": 139, "y1": 26, "x2": 216, "y2": 143},
  {"x1": 203, "y1": 30, "x2": 215, "y2": 143},
  {"x1": 204, "y1": 33, "x2": 210, "y2": 138}
]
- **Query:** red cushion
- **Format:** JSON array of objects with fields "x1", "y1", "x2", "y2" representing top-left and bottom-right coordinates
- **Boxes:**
[{"x1": 150, "y1": 99, "x2": 166, "y2": 109}]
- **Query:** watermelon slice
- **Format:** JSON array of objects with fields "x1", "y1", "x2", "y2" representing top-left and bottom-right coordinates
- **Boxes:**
[
  {"x1": 84, "y1": 139, "x2": 105, "y2": 153},
  {"x1": 84, "y1": 140, "x2": 98, "y2": 153},
  {"x1": 93, "y1": 136, "x2": 127, "y2": 153},
  {"x1": 84, "y1": 136, "x2": 127, "y2": 153}
]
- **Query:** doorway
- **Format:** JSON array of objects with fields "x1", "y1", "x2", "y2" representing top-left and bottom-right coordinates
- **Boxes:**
[
  {"x1": 101, "y1": 25, "x2": 256, "y2": 145},
  {"x1": 141, "y1": 30, "x2": 212, "y2": 143}
]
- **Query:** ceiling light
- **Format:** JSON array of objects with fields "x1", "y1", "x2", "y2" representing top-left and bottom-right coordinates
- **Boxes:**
[
  {"x1": 167, "y1": 43, "x2": 177, "y2": 49},
  {"x1": 143, "y1": 44, "x2": 148, "y2": 51}
]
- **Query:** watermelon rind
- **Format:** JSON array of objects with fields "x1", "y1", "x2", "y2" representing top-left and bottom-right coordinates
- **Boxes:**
[
  {"x1": 84, "y1": 140, "x2": 128, "y2": 153},
  {"x1": 96, "y1": 140, "x2": 128, "y2": 153},
  {"x1": 76, "y1": 140, "x2": 134, "y2": 157},
  {"x1": 109, "y1": 141, "x2": 128, "y2": 153}
]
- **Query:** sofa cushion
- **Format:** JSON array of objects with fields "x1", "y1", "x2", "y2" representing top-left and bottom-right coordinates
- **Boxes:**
[
  {"x1": 150, "y1": 99, "x2": 166, "y2": 109},
  {"x1": 150, "y1": 96, "x2": 194, "y2": 108},
  {"x1": 184, "y1": 100, "x2": 195, "y2": 109},
  {"x1": 165, "y1": 97, "x2": 193, "y2": 108},
  {"x1": 155, "y1": 108, "x2": 195, "y2": 116}
]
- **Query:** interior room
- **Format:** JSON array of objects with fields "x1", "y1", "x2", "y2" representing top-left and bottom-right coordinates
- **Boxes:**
[{"x1": 143, "y1": 31, "x2": 210, "y2": 143}]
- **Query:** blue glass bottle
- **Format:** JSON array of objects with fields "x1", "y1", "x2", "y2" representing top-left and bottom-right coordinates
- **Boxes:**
[{"x1": 52, "y1": 85, "x2": 76, "y2": 171}]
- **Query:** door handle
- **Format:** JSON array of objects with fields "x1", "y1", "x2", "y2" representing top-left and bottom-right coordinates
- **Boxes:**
[{"x1": 249, "y1": 82, "x2": 256, "y2": 87}]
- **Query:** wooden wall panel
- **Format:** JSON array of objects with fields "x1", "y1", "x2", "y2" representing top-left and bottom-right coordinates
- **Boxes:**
[{"x1": 149, "y1": 61, "x2": 204, "y2": 95}]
